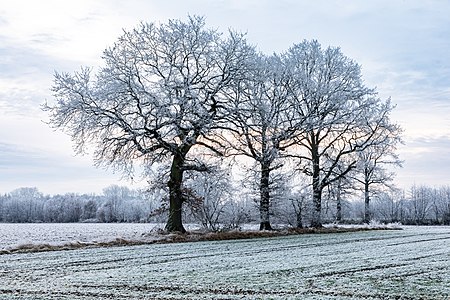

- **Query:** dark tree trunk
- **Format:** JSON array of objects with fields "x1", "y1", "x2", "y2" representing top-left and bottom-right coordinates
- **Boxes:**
[
  {"x1": 259, "y1": 163, "x2": 273, "y2": 230},
  {"x1": 336, "y1": 182, "x2": 342, "y2": 223},
  {"x1": 296, "y1": 205, "x2": 303, "y2": 228},
  {"x1": 336, "y1": 199, "x2": 342, "y2": 223},
  {"x1": 363, "y1": 181, "x2": 370, "y2": 224},
  {"x1": 165, "y1": 153, "x2": 186, "y2": 233},
  {"x1": 311, "y1": 187, "x2": 323, "y2": 228},
  {"x1": 291, "y1": 197, "x2": 304, "y2": 228},
  {"x1": 310, "y1": 142, "x2": 323, "y2": 228}
]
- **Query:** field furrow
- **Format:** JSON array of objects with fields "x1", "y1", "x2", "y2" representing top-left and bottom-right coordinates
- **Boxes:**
[{"x1": 0, "y1": 226, "x2": 449, "y2": 299}]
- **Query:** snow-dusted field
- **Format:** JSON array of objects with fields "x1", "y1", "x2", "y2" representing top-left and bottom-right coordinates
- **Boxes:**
[
  {"x1": 0, "y1": 223, "x2": 202, "y2": 252},
  {"x1": 0, "y1": 223, "x2": 157, "y2": 251},
  {"x1": 0, "y1": 226, "x2": 449, "y2": 299}
]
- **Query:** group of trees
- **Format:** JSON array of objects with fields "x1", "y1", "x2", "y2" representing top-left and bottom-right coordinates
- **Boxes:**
[
  {"x1": 0, "y1": 186, "x2": 154, "y2": 223},
  {"x1": 44, "y1": 16, "x2": 402, "y2": 232},
  {"x1": 0, "y1": 184, "x2": 254, "y2": 226},
  {"x1": 1, "y1": 184, "x2": 449, "y2": 226},
  {"x1": 373, "y1": 185, "x2": 450, "y2": 225}
]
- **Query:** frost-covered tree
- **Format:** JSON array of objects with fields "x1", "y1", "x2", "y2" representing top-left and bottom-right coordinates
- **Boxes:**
[
  {"x1": 408, "y1": 185, "x2": 432, "y2": 225},
  {"x1": 275, "y1": 180, "x2": 310, "y2": 229},
  {"x1": 225, "y1": 54, "x2": 300, "y2": 230},
  {"x1": 101, "y1": 185, "x2": 137, "y2": 222},
  {"x1": 44, "y1": 16, "x2": 253, "y2": 232},
  {"x1": 7, "y1": 187, "x2": 44, "y2": 222},
  {"x1": 183, "y1": 167, "x2": 234, "y2": 231},
  {"x1": 437, "y1": 186, "x2": 450, "y2": 225},
  {"x1": 42, "y1": 193, "x2": 82, "y2": 223},
  {"x1": 81, "y1": 198, "x2": 97, "y2": 220},
  {"x1": 322, "y1": 172, "x2": 355, "y2": 223},
  {"x1": 0, "y1": 194, "x2": 5, "y2": 222},
  {"x1": 351, "y1": 102, "x2": 403, "y2": 223},
  {"x1": 372, "y1": 190, "x2": 405, "y2": 223},
  {"x1": 285, "y1": 40, "x2": 400, "y2": 227}
]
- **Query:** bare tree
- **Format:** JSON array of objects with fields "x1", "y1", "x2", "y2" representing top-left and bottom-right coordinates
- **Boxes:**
[
  {"x1": 102, "y1": 185, "x2": 137, "y2": 222},
  {"x1": 224, "y1": 54, "x2": 300, "y2": 230},
  {"x1": 7, "y1": 187, "x2": 44, "y2": 222},
  {"x1": 285, "y1": 40, "x2": 400, "y2": 227},
  {"x1": 408, "y1": 185, "x2": 432, "y2": 225},
  {"x1": 352, "y1": 104, "x2": 403, "y2": 223},
  {"x1": 183, "y1": 167, "x2": 234, "y2": 231},
  {"x1": 44, "y1": 16, "x2": 253, "y2": 232},
  {"x1": 222, "y1": 197, "x2": 255, "y2": 230},
  {"x1": 439, "y1": 186, "x2": 450, "y2": 225},
  {"x1": 373, "y1": 190, "x2": 404, "y2": 223},
  {"x1": 283, "y1": 189, "x2": 309, "y2": 229},
  {"x1": 323, "y1": 173, "x2": 356, "y2": 223}
]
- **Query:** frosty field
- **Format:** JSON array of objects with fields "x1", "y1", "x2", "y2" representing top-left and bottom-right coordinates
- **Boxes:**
[{"x1": 0, "y1": 225, "x2": 449, "y2": 299}]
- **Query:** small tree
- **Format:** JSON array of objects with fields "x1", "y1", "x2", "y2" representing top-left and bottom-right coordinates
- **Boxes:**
[
  {"x1": 373, "y1": 190, "x2": 404, "y2": 223},
  {"x1": 184, "y1": 167, "x2": 234, "y2": 231},
  {"x1": 408, "y1": 185, "x2": 432, "y2": 225},
  {"x1": 323, "y1": 173, "x2": 355, "y2": 223},
  {"x1": 284, "y1": 189, "x2": 309, "y2": 229},
  {"x1": 45, "y1": 16, "x2": 253, "y2": 232},
  {"x1": 352, "y1": 106, "x2": 403, "y2": 223}
]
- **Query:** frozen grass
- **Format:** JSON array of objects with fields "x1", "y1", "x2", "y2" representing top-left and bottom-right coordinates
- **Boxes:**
[
  {"x1": 0, "y1": 223, "x2": 159, "y2": 250},
  {"x1": 0, "y1": 222, "x2": 400, "y2": 254},
  {"x1": 0, "y1": 223, "x2": 198, "y2": 254},
  {"x1": 0, "y1": 226, "x2": 448, "y2": 299}
]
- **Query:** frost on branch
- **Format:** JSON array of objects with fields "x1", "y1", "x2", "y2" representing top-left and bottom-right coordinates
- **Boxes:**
[
  {"x1": 224, "y1": 53, "x2": 301, "y2": 230},
  {"x1": 284, "y1": 40, "x2": 402, "y2": 227},
  {"x1": 44, "y1": 16, "x2": 254, "y2": 232}
]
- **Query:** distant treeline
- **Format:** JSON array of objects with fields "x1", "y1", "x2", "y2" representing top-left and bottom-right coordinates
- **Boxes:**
[
  {"x1": 0, "y1": 184, "x2": 449, "y2": 227},
  {"x1": 0, "y1": 186, "x2": 154, "y2": 224}
]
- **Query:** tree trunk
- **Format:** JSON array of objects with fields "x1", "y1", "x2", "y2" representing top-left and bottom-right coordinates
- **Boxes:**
[
  {"x1": 311, "y1": 187, "x2": 323, "y2": 228},
  {"x1": 336, "y1": 188, "x2": 342, "y2": 223},
  {"x1": 165, "y1": 154, "x2": 186, "y2": 233},
  {"x1": 296, "y1": 204, "x2": 303, "y2": 228},
  {"x1": 310, "y1": 144, "x2": 322, "y2": 228},
  {"x1": 259, "y1": 163, "x2": 273, "y2": 230},
  {"x1": 291, "y1": 197, "x2": 303, "y2": 228},
  {"x1": 363, "y1": 181, "x2": 370, "y2": 224}
]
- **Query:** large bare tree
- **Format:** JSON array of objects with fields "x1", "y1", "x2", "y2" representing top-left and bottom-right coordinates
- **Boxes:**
[{"x1": 44, "y1": 16, "x2": 253, "y2": 232}]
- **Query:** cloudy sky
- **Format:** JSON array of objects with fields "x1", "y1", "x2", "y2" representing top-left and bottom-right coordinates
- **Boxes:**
[{"x1": 1, "y1": 0, "x2": 449, "y2": 195}]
